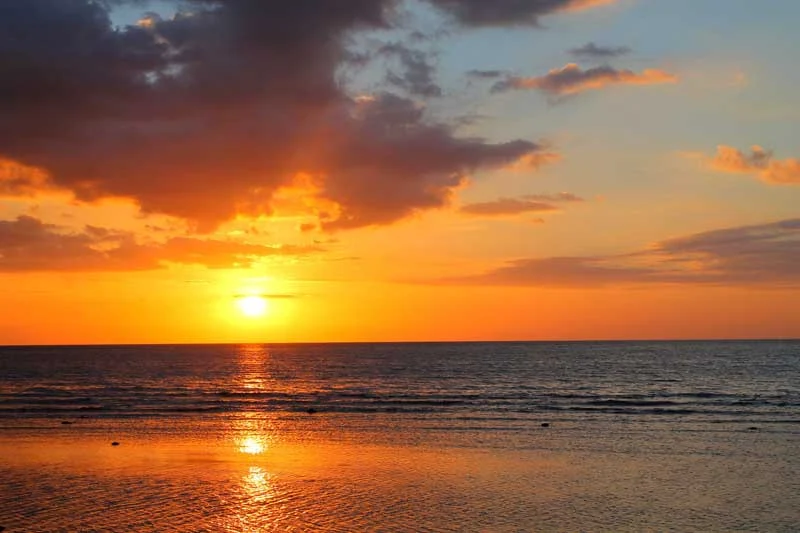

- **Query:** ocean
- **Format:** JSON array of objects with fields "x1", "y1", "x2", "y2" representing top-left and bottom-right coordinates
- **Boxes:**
[{"x1": 1, "y1": 341, "x2": 798, "y2": 532}]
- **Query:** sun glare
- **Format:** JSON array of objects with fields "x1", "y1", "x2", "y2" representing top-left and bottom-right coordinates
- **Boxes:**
[{"x1": 237, "y1": 295, "x2": 268, "y2": 318}]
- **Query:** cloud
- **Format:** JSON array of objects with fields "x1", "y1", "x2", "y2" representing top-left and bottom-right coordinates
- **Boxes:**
[
  {"x1": 709, "y1": 145, "x2": 800, "y2": 185},
  {"x1": 0, "y1": 216, "x2": 321, "y2": 272},
  {"x1": 461, "y1": 198, "x2": 560, "y2": 216},
  {"x1": 379, "y1": 42, "x2": 442, "y2": 97},
  {"x1": 426, "y1": 0, "x2": 616, "y2": 27},
  {"x1": 0, "y1": 0, "x2": 544, "y2": 233},
  {"x1": 492, "y1": 63, "x2": 678, "y2": 96},
  {"x1": 233, "y1": 293, "x2": 298, "y2": 299},
  {"x1": 311, "y1": 93, "x2": 544, "y2": 231},
  {"x1": 523, "y1": 192, "x2": 585, "y2": 202},
  {"x1": 568, "y1": 42, "x2": 631, "y2": 58},
  {"x1": 461, "y1": 192, "x2": 584, "y2": 216},
  {"x1": 441, "y1": 218, "x2": 800, "y2": 286},
  {"x1": 502, "y1": 151, "x2": 563, "y2": 173}
]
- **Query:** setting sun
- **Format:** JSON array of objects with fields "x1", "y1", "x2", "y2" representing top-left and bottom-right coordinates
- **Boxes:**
[{"x1": 236, "y1": 296, "x2": 269, "y2": 318}]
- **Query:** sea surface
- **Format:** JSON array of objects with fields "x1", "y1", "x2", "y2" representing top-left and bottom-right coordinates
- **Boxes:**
[{"x1": 1, "y1": 340, "x2": 798, "y2": 532}]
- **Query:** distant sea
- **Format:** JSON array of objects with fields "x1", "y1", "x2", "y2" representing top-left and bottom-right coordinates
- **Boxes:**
[{"x1": 1, "y1": 341, "x2": 798, "y2": 532}]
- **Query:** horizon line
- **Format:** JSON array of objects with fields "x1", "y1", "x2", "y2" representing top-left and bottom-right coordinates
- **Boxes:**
[{"x1": 1, "y1": 337, "x2": 798, "y2": 349}]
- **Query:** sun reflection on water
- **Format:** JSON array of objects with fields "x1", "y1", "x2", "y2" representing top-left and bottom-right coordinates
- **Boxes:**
[
  {"x1": 245, "y1": 465, "x2": 270, "y2": 492},
  {"x1": 219, "y1": 464, "x2": 277, "y2": 532},
  {"x1": 239, "y1": 437, "x2": 266, "y2": 455},
  {"x1": 219, "y1": 344, "x2": 285, "y2": 531},
  {"x1": 237, "y1": 344, "x2": 271, "y2": 391}
]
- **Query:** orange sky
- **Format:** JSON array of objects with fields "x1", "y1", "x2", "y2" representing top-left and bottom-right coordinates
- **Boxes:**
[{"x1": 0, "y1": 0, "x2": 798, "y2": 344}]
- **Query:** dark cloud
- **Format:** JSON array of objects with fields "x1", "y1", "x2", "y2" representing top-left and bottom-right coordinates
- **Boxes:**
[
  {"x1": 426, "y1": 0, "x2": 615, "y2": 27},
  {"x1": 466, "y1": 69, "x2": 506, "y2": 80},
  {"x1": 379, "y1": 42, "x2": 442, "y2": 97},
  {"x1": 310, "y1": 93, "x2": 544, "y2": 231},
  {"x1": 0, "y1": 0, "x2": 544, "y2": 232},
  {"x1": 568, "y1": 42, "x2": 631, "y2": 58},
  {"x1": 492, "y1": 63, "x2": 677, "y2": 96},
  {"x1": 0, "y1": 216, "x2": 321, "y2": 272},
  {"x1": 461, "y1": 192, "x2": 584, "y2": 216},
  {"x1": 710, "y1": 145, "x2": 800, "y2": 185},
  {"x1": 442, "y1": 218, "x2": 800, "y2": 286}
]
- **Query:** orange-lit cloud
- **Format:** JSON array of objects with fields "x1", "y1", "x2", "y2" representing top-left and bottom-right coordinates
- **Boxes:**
[
  {"x1": 564, "y1": 0, "x2": 618, "y2": 10},
  {"x1": 493, "y1": 64, "x2": 678, "y2": 96},
  {"x1": 441, "y1": 218, "x2": 800, "y2": 286},
  {"x1": 504, "y1": 152, "x2": 562, "y2": 172},
  {"x1": 0, "y1": 159, "x2": 56, "y2": 197},
  {"x1": 0, "y1": 216, "x2": 321, "y2": 272},
  {"x1": 710, "y1": 145, "x2": 800, "y2": 185}
]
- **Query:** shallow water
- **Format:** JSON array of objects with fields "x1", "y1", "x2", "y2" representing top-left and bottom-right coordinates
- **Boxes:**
[
  {"x1": 2, "y1": 341, "x2": 798, "y2": 425},
  {"x1": 1, "y1": 341, "x2": 798, "y2": 531}
]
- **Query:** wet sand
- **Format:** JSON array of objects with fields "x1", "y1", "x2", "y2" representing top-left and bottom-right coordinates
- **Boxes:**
[{"x1": 1, "y1": 418, "x2": 798, "y2": 532}]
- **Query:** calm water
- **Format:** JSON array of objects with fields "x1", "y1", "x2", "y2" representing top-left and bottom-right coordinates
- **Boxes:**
[{"x1": 1, "y1": 341, "x2": 799, "y2": 531}]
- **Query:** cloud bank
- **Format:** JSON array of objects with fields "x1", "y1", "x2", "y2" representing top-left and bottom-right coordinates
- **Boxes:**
[
  {"x1": 0, "y1": 0, "x2": 570, "y2": 233},
  {"x1": 0, "y1": 216, "x2": 320, "y2": 272},
  {"x1": 442, "y1": 218, "x2": 800, "y2": 286}
]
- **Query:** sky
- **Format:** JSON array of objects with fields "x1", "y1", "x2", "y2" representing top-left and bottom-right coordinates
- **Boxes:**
[{"x1": 0, "y1": 0, "x2": 798, "y2": 344}]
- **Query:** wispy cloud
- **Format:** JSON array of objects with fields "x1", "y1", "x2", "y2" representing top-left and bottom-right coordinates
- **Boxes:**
[
  {"x1": 493, "y1": 63, "x2": 678, "y2": 96},
  {"x1": 461, "y1": 193, "x2": 584, "y2": 217},
  {"x1": 233, "y1": 293, "x2": 298, "y2": 299},
  {"x1": 466, "y1": 69, "x2": 506, "y2": 80},
  {"x1": 568, "y1": 42, "x2": 631, "y2": 59}
]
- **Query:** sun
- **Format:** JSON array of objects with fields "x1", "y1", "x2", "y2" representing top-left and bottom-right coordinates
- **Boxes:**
[{"x1": 236, "y1": 295, "x2": 269, "y2": 318}]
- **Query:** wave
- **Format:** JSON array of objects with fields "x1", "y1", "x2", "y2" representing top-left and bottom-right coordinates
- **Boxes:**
[{"x1": 1, "y1": 389, "x2": 798, "y2": 423}]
